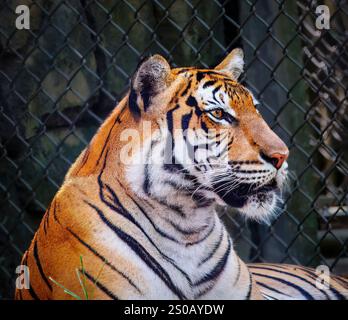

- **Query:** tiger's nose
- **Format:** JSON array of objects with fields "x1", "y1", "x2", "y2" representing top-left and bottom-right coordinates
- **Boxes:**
[{"x1": 261, "y1": 151, "x2": 289, "y2": 169}]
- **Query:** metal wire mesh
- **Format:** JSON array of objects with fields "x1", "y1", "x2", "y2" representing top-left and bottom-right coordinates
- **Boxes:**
[{"x1": 0, "y1": 0, "x2": 347, "y2": 299}]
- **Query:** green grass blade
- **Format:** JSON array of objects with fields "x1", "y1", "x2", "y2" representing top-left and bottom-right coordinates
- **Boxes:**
[
  {"x1": 90, "y1": 259, "x2": 106, "y2": 300},
  {"x1": 49, "y1": 276, "x2": 82, "y2": 300},
  {"x1": 78, "y1": 256, "x2": 89, "y2": 300},
  {"x1": 75, "y1": 268, "x2": 89, "y2": 300}
]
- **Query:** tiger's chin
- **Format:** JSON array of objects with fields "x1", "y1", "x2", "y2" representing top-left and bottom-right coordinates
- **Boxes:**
[
  {"x1": 238, "y1": 191, "x2": 279, "y2": 224},
  {"x1": 213, "y1": 179, "x2": 281, "y2": 224}
]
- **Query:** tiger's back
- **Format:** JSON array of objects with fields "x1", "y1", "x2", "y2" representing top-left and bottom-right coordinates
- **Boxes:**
[{"x1": 249, "y1": 263, "x2": 348, "y2": 300}]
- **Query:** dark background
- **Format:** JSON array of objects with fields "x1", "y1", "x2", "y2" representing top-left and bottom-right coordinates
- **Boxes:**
[{"x1": 0, "y1": 0, "x2": 347, "y2": 299}]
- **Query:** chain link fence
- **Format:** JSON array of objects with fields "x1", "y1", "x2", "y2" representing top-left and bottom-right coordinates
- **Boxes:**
[{"x1": 0, "y1": 0, "x2": 347, "y2": 299}]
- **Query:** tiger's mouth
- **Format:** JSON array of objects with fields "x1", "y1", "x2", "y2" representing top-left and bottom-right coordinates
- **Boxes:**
[{"x1": 212, "y1": 178, "x2": 279, "y2": 208}]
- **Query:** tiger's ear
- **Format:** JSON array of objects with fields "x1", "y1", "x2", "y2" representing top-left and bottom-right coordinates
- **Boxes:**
[
  {"x1": 214, "y1": 48, "x2": 244, "y2": 80},
  {"x1": 129, "y1": 55, "x2": 171, "y2": 118}
]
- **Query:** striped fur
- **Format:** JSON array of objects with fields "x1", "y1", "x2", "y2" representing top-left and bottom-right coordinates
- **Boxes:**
[
  {"x1": 15, "y1": 50, "x2": 347, "y2": 300},
  {"x1": 249, "y1": 264, "x2": 348, "y2": 300}
]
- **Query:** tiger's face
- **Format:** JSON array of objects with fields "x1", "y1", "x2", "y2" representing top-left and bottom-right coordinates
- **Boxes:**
[{"x1": 126, "y1": 49, "x2": 289, "y2": 222}]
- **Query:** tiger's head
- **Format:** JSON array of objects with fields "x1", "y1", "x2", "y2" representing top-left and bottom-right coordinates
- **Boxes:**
[{"x1": 123, "y1": 49, "x2": 289, "y2": 222}]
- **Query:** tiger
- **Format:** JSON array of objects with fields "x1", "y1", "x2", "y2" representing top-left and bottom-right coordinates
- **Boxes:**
[{"x1": 15, "y1": 48, "x2": 348, "y2": 300}]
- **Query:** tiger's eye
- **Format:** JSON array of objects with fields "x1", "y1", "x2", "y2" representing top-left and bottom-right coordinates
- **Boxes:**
[{"x1": 213, "y1": 109, "x2": 224, "y2": 119}]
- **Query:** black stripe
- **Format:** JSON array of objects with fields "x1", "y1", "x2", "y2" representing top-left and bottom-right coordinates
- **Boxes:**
[
  {"x1": 83, "y1": 270, "x2": 119, "y2": 300},
  {"x1": 182, "y1": 129, "x2": 200, "y2": 165},
  {"x1": 97, "y1": 153, "x2": 191, "y2": 283},
  {"x1": 139, "y1": 74, "x2": 154, "y2": 112},
  {"x1": 206, "y1": 100, "x2": 217, "y2": 105},
  {"x1": 232, "y1": 258, "x2": 241, "y2": 286},
  {"x1": 185, "y1": 219, "x2": 216, "y2": 247},
  {"x1": 166, "y1": 219, "x2": 207, "y2": 236},
  {"x1": 203, "y1": 80, "x2": 217, "y2": 88},
  {"x1": 140, "y1": 140, "x2": 186, "y2": 218},
  {"x1": 214, "y1": 139, "x2": 228, "y2": 158},
  {"x1": 181, "y1": 110, "x2": 193, "y2": 132},
  {"x1": 194, "y1": 105, "x2": 203, "y2": 117},
  {"x1": 43, "y1": 213, "x2": 49, "y2": 235},
  {"x1": 186, "y1": 95, "x2": 198, "y2": 108},
  {"x1": 334, "y1": 276, "x2": 348, "y2": 289},
  {"x1": 163, "y1": 162, "x2": 185, "y2": 173},
  {"x1": 295, "y1": 268, "x2": 332, "y2": 300},
  {"x1": 295, "y1": 266, "x2": 346, "y2": 300},
  {"x1": 128, "y1": 88, "x2": 141, "y2": 119},
  {"x1": 256, "y1": 281, "x2": 291, "y2": 298},
  {"x1": 191, "y1": 192, "x2": 214, "y2": 207},
  {"x1": 76, "y1": 147, "x2": 90, "y2": 175},
  {"x1": 166, "y1": 104, "x2": 180, "y2": 135},
  {"x1": 112, "y1": 173, "x2": 209, "y2": 247},
  {"x1": 196, "y1": 72, "x2": 204, "y2": 82},
  {"x1": 95, "y1": 115, "x2": 121, "y2": 167},
  {"x1": 251, "y1": 272, "x2": 315, "y2": 300},
  {"x1": 250, "y1": 265, "x2": 329, "y2": 298},
  {"x1": 152, "y1": 195, "x2": 186, "y2": 218},
  {"x1": 164, "y1": 180, "x2": 193, "y2": 193},
  {"x1": 196, "y1": 70, "x2": 226, "y2": 82},
  {"x1": 86, "y1": 201, "x2": 187, "y2": 299},
  {"x1": 43, "y1": 202, "x2": 52, "y2": 235},
  {"x1": 245, "y1": 272, "x2": 253, "y2": 300},
  {"x1": 66, "y1": 227, "x2": 142, "y2": 294},
  {"x1": 22, "y1": 251, "x2": 28, "y2": 265},
  {"x1": 198, "y1": 227, "x2": 223, "y2": 266},
  {"x1": 201, "y1": 118, "x2": 209, "y2": 133},
  {"x1": 143, "y1": 138, "x2": 159, "y2": 195},
  {"x1": 52, "y1": 200, "x2": 61, "y2": 225},
  {"x1": 180, "y1": 80, "x2": 192, "y2": 97},
  {"x1": 194, "y1": 238, "x2": 231, "y2": 286},
  {"x1": 101, "y1": 174, "x2": 184, "y2": 246},
  {"x1": 143, "y1": 163, "x2": 151, "y2": 195},
  {"x1": 95, "y1": 102, "x2": 126, "y2": 168},
  {"x1": 17, "y1": 288, "x2": 23, "y2": 300},
  {"x1": 165, "y1": 105, "x2": 180, "y2": 164},
  {"x1": 212, "y1": 85, "x2": 222, "y2": 104},
  {"x1": 33, "y1": 240, "x2": 52, "y2": 291},
  {"x1": 163, "y1": 161, "x2": 200, "y2": 186},
  {"x1": 27, "y1": 285, "x2": 40, "y2": 300},
  {"x1": 194, "y1": 283, "x2": 214, "y2": 299},
  {"x1": 130, "y1": 195, "x2": 181, "y2": 244}
]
